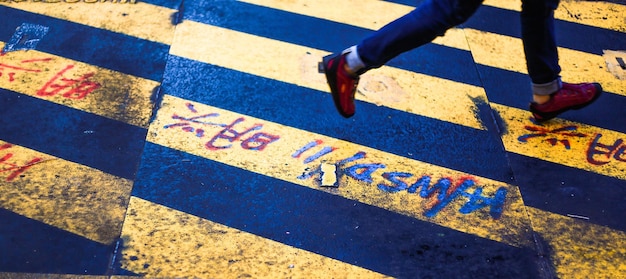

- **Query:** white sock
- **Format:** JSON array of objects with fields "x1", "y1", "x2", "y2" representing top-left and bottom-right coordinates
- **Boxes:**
[{"x1": 342, "y1": 45, "x2": 365, "y2": 74}]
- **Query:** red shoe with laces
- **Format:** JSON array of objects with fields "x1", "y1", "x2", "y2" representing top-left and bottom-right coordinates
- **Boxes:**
[
  {"x1": 529, "y1": 82, "x2": 602, "y2": 122},
  {"x1": 322, "y1": 53, "x2": 360, "y2": 118}
]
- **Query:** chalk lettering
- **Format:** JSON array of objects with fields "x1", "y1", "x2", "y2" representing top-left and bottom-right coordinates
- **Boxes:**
[
  {"x1": 164, "y1": 106, "x2": 280, "y2": 152},
  {"x1": 206, "y1": 117, "x2": 262, "y2": 150},
  {"x1": 293, "y1": 143, "x2": 508, "y2": 219},
  {"x1": 380, "y1": 174, "x2": 507, "y2": 219},
  {"x1": 344, "y1": 163, "x2": 386, "y2": 183},
  {"x1": 37, "y1": 65, "x2": 101, "y2": 99},
  {"x1": 0, "y1": 143, "x2": 43, "y2": 181},
  {"x1": 459, "y1": 186, "x2": 508, "y2": 219},
  {"x1": 0, "y1": 55, "x2": 52, "y2": 82},
  {"x1": 240, "y1": 132, "x2": 280, "y2": 151},
  {"x1": 587, "y1": 134, "x2": 626, "y2": 165},
  {"x1": 518, "y1": 124, "x2": 587, "y2": 150}
]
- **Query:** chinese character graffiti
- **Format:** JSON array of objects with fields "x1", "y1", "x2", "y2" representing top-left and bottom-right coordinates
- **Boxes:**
[
  {"x1": 0, "y1": 55, "x2": 52, "y2": 82},
  {"x1": 517, "y1": 118, "x2": 626, "y2": 168},
  {"x1": 164, "y1": 103, "x2": 280, "y2": 152},
  {"x1": 518, "y1": 123, "x2": 587, "y2": 150},
  {"x1": 1, "y1": 51, "x2": 101, "y2": 100},
  {"x1": 37, "y1": 64, "x2": 101, "y2": 99},
  {"x1": 0, "y1": 143, "x2": 44, "y2": 182}
]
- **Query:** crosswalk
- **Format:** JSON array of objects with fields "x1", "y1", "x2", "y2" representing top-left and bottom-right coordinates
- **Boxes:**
[{"x1": 1, "y1": 0, "x2": 625, "y2": 278}]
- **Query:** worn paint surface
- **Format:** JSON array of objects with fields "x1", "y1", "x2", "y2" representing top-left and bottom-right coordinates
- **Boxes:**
[
  {"x1": 527, "y1": 206, "x2": 626, "y2": 278},
  {"x1": 169, "y1": 20, "x2": 487, "y2": 130},
  {"x1": 464, "y1": 29, "x2": 626, "y2": 97},
  {"x1": 1, "y1": 0, "x2": 625, "y2": 277},
  {"x1": 0, "y1": 1, "x2": 177, "y2": 44},
  {"x1": 604, "y1": 50, "x2": 626, "y2": 80},
  {"x1": 495, "y1": 103, "x2": 626, "y2": 180},
  {"x1": 0, "y1": 140, "x2": 133, "y2": 244},
  {"x1": 485, "y1": 0, "x2": 626, "y2": 32},
  {"x1": 120, "y1": 197, "x2": 390, "y2": 278},
  {"x1": 0, "y1": 42, "x2": 156, "y2": 127},
  {"x1": 240, "y1": 0, "x2": 472, "y2": 51},
  {"x1": 148, "y1": 95, "x2": 532, "y2": 247}
]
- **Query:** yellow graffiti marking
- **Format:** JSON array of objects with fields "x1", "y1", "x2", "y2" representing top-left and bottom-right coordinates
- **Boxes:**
[
  {"x1": 120, "y1": 197, "x2": 391, "y2": 279},
  {"x1": 0, "y1": 42, "x2": 157, "y2": 128},
  {"x1": 0, "y1": 140, "x2": 132, "y2": 244}
]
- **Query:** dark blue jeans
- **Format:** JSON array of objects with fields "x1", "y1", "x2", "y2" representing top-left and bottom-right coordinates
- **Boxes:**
[{"x1": 357, "y1": 0, "x2": 562, "y2": 94}]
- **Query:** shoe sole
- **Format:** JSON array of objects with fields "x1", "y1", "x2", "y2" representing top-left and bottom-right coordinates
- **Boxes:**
[
  {"x1": 322, "y1": 54, "x2": 354, "y2": 118},
  {"x1": 530, "y1": 83, "x2": 603, "y2": 123}
]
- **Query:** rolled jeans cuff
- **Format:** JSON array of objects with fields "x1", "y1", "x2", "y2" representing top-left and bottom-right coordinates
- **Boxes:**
[{"x1": 532, "y1": 78, "x2": 562, "y2": 96}]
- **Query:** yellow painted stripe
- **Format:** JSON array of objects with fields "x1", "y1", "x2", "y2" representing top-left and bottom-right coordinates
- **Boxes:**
[
  {"x1": 0, "y1": 140, "x2": 132, "y2": 245},
  {"x1": 492, "y1": 103, "x2": 626, "y2": 180},
  {"x1": 120, "y1": 196, "x2": 391, "y2": 279},
  {"x1": 170, "y1": 20, "x2": 487, "y2": 130},
  {"x1": 484, "y1": 0, "x2": 626, "y2": 33},
  {"x1": 239, "y1": 0, "x2": 471, "y2": 51},
  {"x1": 464, "y1": 29, "x2": 626, "y2": 97},
  {"x1": 0, "y1": 274, "x2": 109, "y2": 279},
  {"x1": 147, "y1": 94, "x2": 533, "y2": 248},
  {"x1": 527, "y1": 206, "x2": 626, "y2": 278},
  {"x1": 0, "y1": 1, "x2": 176, "y2": 45},
  {"x1": 243, "y1": 0, "x2": 626, "y2": 97},
  {"x1": 0, "y1": 42, "x2": 157, "y2": 128}
]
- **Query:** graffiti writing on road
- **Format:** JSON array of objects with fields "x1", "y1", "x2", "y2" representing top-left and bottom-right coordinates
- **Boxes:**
[
  {"x1": 36, "y1": 64, "x2": 101, "y2": 99},
  {"x1": 164, "y1": 104, "x2": 509, "y2": 219},
  {"x1": 587, "y1": 134, "x2": 626, "y2": 165},
  {"x1": 163, "y1": 103, "x2": 281, "y2": 151},
  {"x1": 0, "y1": 143, "x2": 43, "y2": 182},
  {"x1": 518, "y1": 124, "x2": 587, "y2": 150},
  {"x1": 0, "y1": 55, "x2": 51, "y2": 82},
  {"x1": 518, "y1": 119, "x2": 626, "y2": 166},
  {"x1": 293, "y1": 140, "x2": 508, "y2": 219},
  {"x1": 0, "y1": 53, "x2": 101, "y2": 100}
]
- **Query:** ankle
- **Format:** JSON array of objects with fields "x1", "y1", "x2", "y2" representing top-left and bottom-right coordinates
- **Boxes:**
[
  {"x1": 343, "y1": 63, "x2": 356, "y2": 76},
  {"x1": 533, "y1": 94, "x2": 551, "y2": 105},
  {"x1": 343, "y1": 45, "x2": 365, "y2": 75}
]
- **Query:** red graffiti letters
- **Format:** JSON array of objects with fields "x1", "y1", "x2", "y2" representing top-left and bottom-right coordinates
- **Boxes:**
[
  {"x1": 587, "y1": 134, "x2": 626, "y2": 165},
  {"x1": 164, "y1": 103, "x2": 280, "y2": 152},
  {"x1": 0, "y1": 54, "x2": 52, "y2": 82},
  {"x1": 37, "y1": 64, "x2": 101, "y2": 99},
  {"x1": 0, "y1": 143, "x2": 43, "y2": 182}
]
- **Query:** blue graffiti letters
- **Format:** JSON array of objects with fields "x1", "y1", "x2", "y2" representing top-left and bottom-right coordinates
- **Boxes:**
[
  {"x1": 344, "y1": 163, "x2": 386, "y2": 183},
  {"x1": 379, "y1": 174, "x2": 508, "y2": 219},
  {"x1": 587, "y1": 133, "x2": 626, "y2": 165},
  {"x1": 292, "y1": 142, "x2": 509, "y2": 219}
]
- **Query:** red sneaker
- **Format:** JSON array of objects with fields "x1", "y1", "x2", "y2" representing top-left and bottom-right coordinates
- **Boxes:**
[
  {"x1": 529, "y1": 82, "x2": 602, "y2": 122},
  {"x1": 322, "y1": 53, "x2": 360, "y2": 118}
]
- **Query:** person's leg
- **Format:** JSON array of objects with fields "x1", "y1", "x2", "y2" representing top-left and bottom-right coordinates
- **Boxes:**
[
  {"x1": 521, "y1": 0, "x2": 562, "y2": 103},
  {"x1": 323, "y1": 0, "x2": 483, "y2": 117},
  {"x1": 522, "y1": 0, "x2": 603, "y2": 122},
  {"x1": 354, "y1": 0, "x2": 484, "y2": 73}
]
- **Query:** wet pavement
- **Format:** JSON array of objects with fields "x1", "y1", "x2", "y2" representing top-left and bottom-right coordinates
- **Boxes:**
[{"x1": 0, "y1": 0, "x2": 625, "y2": 278}]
